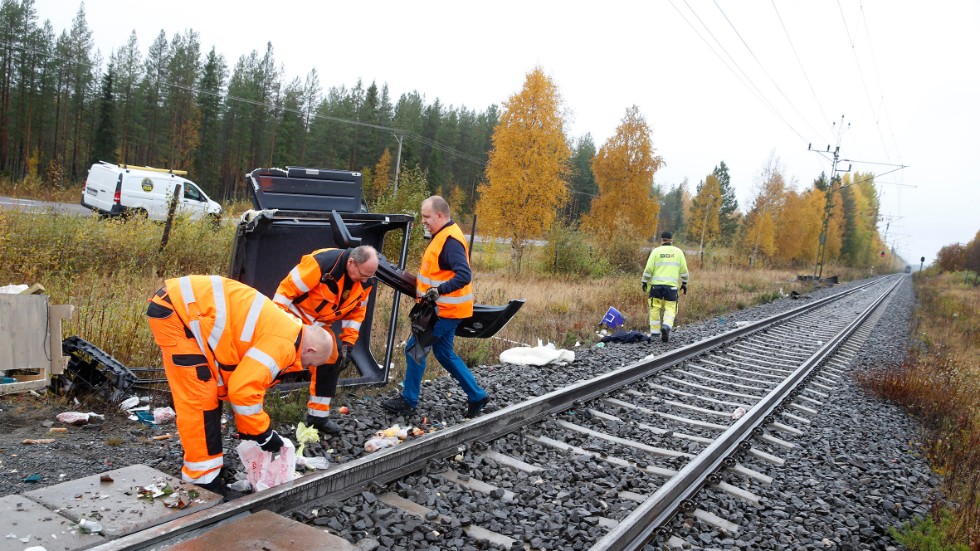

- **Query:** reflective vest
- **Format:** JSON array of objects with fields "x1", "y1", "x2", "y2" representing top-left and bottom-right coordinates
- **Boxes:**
[
  {"x1": 274, "y1": 248, "x2": 372, "y2": 346},
  {"x1": 642, "y1": 244, "x2": 689, "y2": 289},
  {"x1": 164, "y1": 275, "x2": 304, "y2": 437},
  {"x1": 417, "y1": 222, "x2": 474, "y2": 319}
]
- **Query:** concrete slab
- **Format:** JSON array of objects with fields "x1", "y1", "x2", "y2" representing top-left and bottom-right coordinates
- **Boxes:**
[
  {"x1": 0, "y1": 494, "x2": 104, "y2": 551},
  {"x1": 165, "y1": 510, "x2": 357, "y2": 551},
  {"x1": 24, "y1": 465, "x2": 221, "y2": 539}
]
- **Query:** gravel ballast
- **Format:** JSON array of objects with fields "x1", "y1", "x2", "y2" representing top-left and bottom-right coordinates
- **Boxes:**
[{"x1": 0, "y1": 275, "x2": 933, "y2": 550}]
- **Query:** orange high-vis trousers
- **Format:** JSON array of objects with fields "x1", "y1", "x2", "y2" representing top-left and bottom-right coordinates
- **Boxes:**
[
  {"x1": 307, "y1": 327, "x2": 340, "y2": 419},
  {"x1": 147, "y1": 289, "x2": 224, "y2": 484}
]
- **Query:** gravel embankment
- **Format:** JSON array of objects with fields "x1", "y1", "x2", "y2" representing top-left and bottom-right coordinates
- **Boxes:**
[{"x1": 0, "y1": 276, "x2": 933, "y2": 550}]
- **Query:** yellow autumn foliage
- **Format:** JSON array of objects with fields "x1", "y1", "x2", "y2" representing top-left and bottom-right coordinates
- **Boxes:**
[
  {"x1": 476, "y1": 67, "x2": 570, "y2": 270},
  {"x1": 582, "y1": 105, "x2": 662, "y2": 243}
]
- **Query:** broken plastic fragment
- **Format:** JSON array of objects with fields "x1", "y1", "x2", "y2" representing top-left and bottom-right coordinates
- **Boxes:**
[{"x1": 77, "y1": 519, "x2": 102, "y2": 534}]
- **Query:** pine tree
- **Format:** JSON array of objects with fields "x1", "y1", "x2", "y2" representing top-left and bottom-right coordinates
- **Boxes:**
[
  {"x1": 89, "y1": 63, "x2": 117, "y2": 165},
  {"x1": 567, "y1": 134, "x2": 597, "y2": 221},
  {"x1": 712, "y1": 161, "x2": 740, "y2": 242}
]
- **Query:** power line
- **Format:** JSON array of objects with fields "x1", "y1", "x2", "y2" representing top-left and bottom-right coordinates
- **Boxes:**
[
  {"x1": 713, "y1": 0, "x2": 833, "y2": 145},
  {"x1": 836, "y1": 0, "x2": 892, "y2": 162},
  {"x1": 670, "y1": 0, "x2": 810, "y2": 143},
  {"x1": 771, "y1": 0, "x2": 835, "y2": 138},
  {"x1": 858, "y1": 1, "x2": 904, "y2": 165}
]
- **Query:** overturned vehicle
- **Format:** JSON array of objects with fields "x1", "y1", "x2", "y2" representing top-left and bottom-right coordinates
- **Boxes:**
[{"x1": 229, "y1": 167, "x2": 524, "y2": 387}]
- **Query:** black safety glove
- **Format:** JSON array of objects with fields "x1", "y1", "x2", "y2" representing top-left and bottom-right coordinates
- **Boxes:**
[
  {"x1": 338, "y1": 342, "x2": 354, "y2": 366},
  {"x1": 259, "y1": 430, "x2": 284, "y2": 453},
  {"x1": 681, "y1": 283, "x2": 688, "y2": 295},
  {"x1": 424, "y1": 287, "x2": 440, "y2": 302},
  {"x1": 642, "y1": 282, "x2": 648, "y2": 293}
]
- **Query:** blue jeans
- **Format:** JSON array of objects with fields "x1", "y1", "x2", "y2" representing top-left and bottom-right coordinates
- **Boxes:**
[{"x1": 402, "y1": 317, "x2": 487, "y2": 407}]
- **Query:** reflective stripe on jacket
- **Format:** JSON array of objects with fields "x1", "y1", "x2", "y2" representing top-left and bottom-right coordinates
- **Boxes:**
[
  {"x1": 273, "y1": 248, "x2": 371, "y2": 346},
  {"x1": 641, "y1": 245, "x2": 690, "y2": 289},
  {"x1": 165, "y1": 275, "x2": 304, "y2": 438},
  {"x1": 417, "y1": 222, "x2": 474, "y2": 318}
]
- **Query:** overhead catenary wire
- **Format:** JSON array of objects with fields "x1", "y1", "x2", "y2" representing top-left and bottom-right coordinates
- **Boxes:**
[
  {"x1": 858, "y1": 1, "x2": 904, "y2": 165},
  {"x1": 836, "y1": 0, "x2": 892, "y2": 162},
  {"x1": 770, "y1": 0, "x2": 835, "y2": 138},
  {"x1": 713, "y1": 0, "x2": 833, "y2": 145},
  {"x1": 669, "y1": 0, "x2": 810, "y2": 144}
]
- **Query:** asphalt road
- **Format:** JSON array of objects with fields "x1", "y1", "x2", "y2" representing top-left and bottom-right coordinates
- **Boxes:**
[{"x1": 0, "y1": 195, "x2": 90, "y2": 216}]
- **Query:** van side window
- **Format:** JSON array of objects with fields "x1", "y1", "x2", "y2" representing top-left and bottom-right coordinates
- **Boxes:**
[{"x1": 184, "y1": 183, "x2": 203, "y2": 201}]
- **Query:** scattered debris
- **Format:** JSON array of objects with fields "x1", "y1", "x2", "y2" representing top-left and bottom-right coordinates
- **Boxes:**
[
  {"x1": 129, "y1": 410, "x2": 156, "y2": 427},
  {"x1": 77, "y1": 519, "x2": 103, "y2": 534},
  {"x1": 22, "y1": 473, "x2": 42, "y2": 483},
  {"x1": 22, "y1": 439, "x2": 55, "y2": 445},
  {"x1": 294, "y1": 422, "x2": 320, "y2": 457},
  {"x1": 337, "y1": 406, "x2": 349, "y2": 414},
  {"x1": 600, "y1": 306, "x2": 626, "y2": 329},
  {"x1": 48, "y1": 427, "x2": 68, "y2": 434},
  {"x1": 731, "y1": 407, "x2": 747, "y2": 420},
  {"x1": 118, "y1": 396, "x2": 140, "y2": 410},
  {"x1": 151, "y1": 433, "x2": 173, "y2": 441},
  {"x1": 100, "y1": 475, "x2": 114, "y2": 483},
  {"x1": 55, "y1": 411, "x2": 105, "y2": 426},
  {"x1": 152, "y1": 407, "x2": 176, "y2": 424},
  {"x1": 499, "y1": 341, "x2": 575, "y2": 366},
  {"x1": 137, "y1": 483, "x2": 171, "y2": 499},
  {"x1": 55, "y1": 337, "x2": 137, "y2": 403},
  {"x1": 162, "y1": 489, "x2": 200, "y2": 509},
  {"x1": 364, "y1": 424, "x2": 423, "y2": 453}
]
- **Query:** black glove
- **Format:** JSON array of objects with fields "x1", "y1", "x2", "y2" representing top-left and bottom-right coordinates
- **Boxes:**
[
  {"x1": 424, "y1": 287, "x2": 440, "y2": 302},
  {"x1": 259, "y1": 430, "x2": 284, "y2": 453},
  {"x1": 338, "y1": 342, "x2": 354, "y2": 366},
  {"x1": 681, "y1": 283, "x2": 688, "y2": 295},
  {"x1": 642, "y1": 282, "x2": 648, "y2": 293}
]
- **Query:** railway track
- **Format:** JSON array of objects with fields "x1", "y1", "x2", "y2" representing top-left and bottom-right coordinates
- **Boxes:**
[{"x1": 95, "y1": 275, "x2": 903, "y2": 550}]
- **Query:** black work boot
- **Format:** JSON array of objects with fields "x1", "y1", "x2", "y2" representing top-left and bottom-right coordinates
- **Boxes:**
[
  {"x1": 464, "y1": 395, "x2": 490, "y2": 418},
  {"x1": 661, "y1": 326, "x2": 671, "y2": 343},
  {"x1": 381, "y1": 395, "x2": 417, "y2": 414},
  {"x1": 305, "y1": 414, "x2": 342, "y2": 436}
]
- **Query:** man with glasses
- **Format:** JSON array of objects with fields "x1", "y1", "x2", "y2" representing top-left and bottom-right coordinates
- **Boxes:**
[{"x1": 274, "y1": 245, "x2": 379, "y2": 435}]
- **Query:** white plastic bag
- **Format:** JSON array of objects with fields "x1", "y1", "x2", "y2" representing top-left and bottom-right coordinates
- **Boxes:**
[
  {"x1": 236, "y1": 437, "x2": 296, "y2": 491},
  {"x1": 152, "y1": 407, "x2": 176, "y2": 424}
]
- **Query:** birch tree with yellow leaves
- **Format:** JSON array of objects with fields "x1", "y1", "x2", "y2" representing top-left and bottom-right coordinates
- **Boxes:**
[
  {"x1": 476, "y1": 67, "x2": 570, "y2": 270},
  {"x1": 742, "y1": 154, "x2": 787, "y2": 266},
  {"x1": 687, "y1": 174, "x2": 722, "y2": 261},
  {"x1": 774, "y1": 188, "x2": 826, "y2": 265},
  {"x1": 582, "y1": 105, "x2": 663, "y2": 247}
]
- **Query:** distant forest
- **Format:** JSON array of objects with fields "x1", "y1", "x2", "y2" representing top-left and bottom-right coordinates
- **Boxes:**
[{"x1": 1, "y1": 1, "x2": 565, "y2": 215}]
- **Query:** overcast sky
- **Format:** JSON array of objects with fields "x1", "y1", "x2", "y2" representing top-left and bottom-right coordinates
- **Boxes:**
[{"x1": 40, "y1": 0, "x2": 979, "y2": 266}]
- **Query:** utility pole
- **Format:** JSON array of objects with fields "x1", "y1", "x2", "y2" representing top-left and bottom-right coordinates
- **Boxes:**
[
  {"x1": 392, "y1": 132, "x2": 404, "y2": 193},
  {"x1": 810, "y1": 115, "x2": 851, "y2": 279},
  {"x1": 698, "y1": 193, "x2": 714, "y2": 268}
]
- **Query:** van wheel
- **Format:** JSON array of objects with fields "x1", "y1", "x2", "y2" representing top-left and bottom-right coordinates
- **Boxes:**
[{"x1": 126, "y1": 208, "x2": 148, "y2": 220}]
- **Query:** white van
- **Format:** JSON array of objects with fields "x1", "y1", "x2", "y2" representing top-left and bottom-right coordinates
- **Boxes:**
[{"x1": 80, "y1": 162, "x2": 222, "y2": 221}]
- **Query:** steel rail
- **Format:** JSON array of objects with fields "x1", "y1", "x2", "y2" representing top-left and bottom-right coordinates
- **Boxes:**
[
  {"x1": 93, "y1": 276, "x2": 896, "y2": 550},
  {"x1": 590, "y1": 275, "x2": 902, "y2": 550}
]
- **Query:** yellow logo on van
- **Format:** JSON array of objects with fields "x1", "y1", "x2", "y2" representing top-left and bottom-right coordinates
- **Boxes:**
[{"x1": 141, "y1": 178, "x2": 153, "y2": 192}]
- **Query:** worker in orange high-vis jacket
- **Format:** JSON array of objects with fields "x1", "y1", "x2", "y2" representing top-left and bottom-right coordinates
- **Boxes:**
[
  {"x1": 273, "y1": 245, "x2": 379, "y2": 436},
  {"x1": 146, "y1": 275, "x2": 333, "y2": 495},
  {"x1": 381, "y1": 195, "x2": 489, "y2": 419}
]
